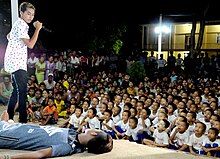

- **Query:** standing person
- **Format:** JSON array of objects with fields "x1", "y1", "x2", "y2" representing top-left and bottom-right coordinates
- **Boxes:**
[{"x1": 4, "y1": 2, "x2": 42, "y2": 123}]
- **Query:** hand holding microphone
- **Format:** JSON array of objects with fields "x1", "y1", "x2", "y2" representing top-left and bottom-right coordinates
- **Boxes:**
[
  {"x1": 33, "y1": 21, "x2": 53, "y2": 33},
  {"x1": 33, "y1": 21, "x2": 43, "y2": 31}
]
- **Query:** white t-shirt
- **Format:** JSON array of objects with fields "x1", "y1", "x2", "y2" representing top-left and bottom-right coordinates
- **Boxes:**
[
  {"x1": 138, "y1": 118, "x2": 151, "y2": 130},
  {"x1": 85, "y1": 117, "x2": 100, "y2": 129},
  {"x1": 101, "y1": 119, "x2": 114, "y2": 132},
  {"x1": 125, "y1": 126, "x2": 141, "y2": 141},
  {"x1": 115, "y1": 120, "x2": 129, "y2": 132},
  {"x1": 188, "y1": 133, "x2": 207, "y2": 150},
  {"x1": 170, "y1": 127, "x2": 189, "y2": 148},
  {"x1": 4, "y1": 18, "x2": 30, "y2": 73},
  {"x1": 69, "y1": 114, "x2": 83, "y2": 128},
  {"x1": 153, "y1": 129, "x2": 169, "y2": 145}
]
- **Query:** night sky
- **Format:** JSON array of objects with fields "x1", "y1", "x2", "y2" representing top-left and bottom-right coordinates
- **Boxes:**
[{"x1": 2, "y1": 0, "x2": 220, "y2": 51}]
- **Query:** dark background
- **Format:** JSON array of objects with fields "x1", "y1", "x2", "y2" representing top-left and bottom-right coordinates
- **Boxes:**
[{"x1": 1, "y1": 0, "x2": 220, "y2": 51}]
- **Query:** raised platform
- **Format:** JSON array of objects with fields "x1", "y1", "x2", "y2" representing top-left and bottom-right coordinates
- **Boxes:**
[{"x1": 0, "y1": 140, "x2": 214, "y2": 159}]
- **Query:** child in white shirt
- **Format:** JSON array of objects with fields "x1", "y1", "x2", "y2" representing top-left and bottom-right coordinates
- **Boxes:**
[{"x1": 143, "y1": 119, "x2": 170, "y2": 148}]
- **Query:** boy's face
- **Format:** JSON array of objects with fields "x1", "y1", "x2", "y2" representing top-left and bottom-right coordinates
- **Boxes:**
[
  {"x1": 207, "y1": 129, "x2": 217, "y2": 141},
  {"x1": 158, "y1": 112, "x2": 166, "y2": 120},
  {"x1": 122, "y1": 112, "x2": 129, "y2": 121},
  {"x1": 75, "y1": 108, "x2": 82, "y2": 117},
  {"x1": 177, "y1": 121, "x2": 187, "y2": 133},
  {"x1": 140, "y1": 109, "x2": 147, "y2": 119},
  {"x1": 157, "y1": 120, "x2": 166, "y2": 132},
  {"x1": 186, "y1": 113, "x2": 195, "y2": 123},
  {"x1": 129, "y1": 118, "x2": 137, "y2": 129},
  {"x1": 70, "y1": 105, "x2": 75, "y2": 114},
  {"x1": 87, "y1": 109, "x2": 95, "y2": 118},
  {"x1": 194, "y1": 123, "x2": 205, "y2": 135},
  {"x1": 104, "y1": 112, "x2": 111, "y2": 121},
  {"x1": 21, "y1": 8, "x2": 35, "y2": 23},
  {"x1": 213, "y1": 121, "x2": 220, "y2": 130}
]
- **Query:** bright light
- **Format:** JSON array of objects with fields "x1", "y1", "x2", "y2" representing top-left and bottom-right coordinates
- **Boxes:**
[{"x1": 154, "y1": 25, "x2": 171, "y2": 34}]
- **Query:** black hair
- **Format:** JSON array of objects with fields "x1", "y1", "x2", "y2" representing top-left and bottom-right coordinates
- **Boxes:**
[
  {"x1": 129, "y1": 117, "x2": 138, "y2": 125},
  {"x1": 89, "y1": 107, "x2": 97, "y2": 116},
  {"x1": 162, "y1": 119, "x2": 170, "y2": 129},
  {"x1": 208, "y1": 127, "x2": 219, "y2": 137},
  {"x1": 143, "y1": 107, "x2": 151, "y2": 116},
  {"x1": 104, "y1": 109, "x2": 113, "y2": 117},
  {"x1": 75, "y1": 106, "x2": 83, "y2": 113},
  {"x1": 19, "y1": 2, "x2": 35, "y2": 12},
  {"x1": 124, "y1": 102, "x2": 133, "y2": 110},
  {"x1": 196, "y1": 121, "x2": 206, "y2": 133},
  {"x1": 87, "y1": 133, "x2": 113, "y2": 154},
  {"x1": 123, "y1": 110, "x2": 131, "y2": 118},
  {"x1": 188, "y1": 111, "x2": 197, "y2": 119}
]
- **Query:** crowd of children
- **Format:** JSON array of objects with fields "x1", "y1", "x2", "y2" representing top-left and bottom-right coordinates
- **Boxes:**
[{"x1": 3, "y1": 50, "x2": 220, "y2": 158}]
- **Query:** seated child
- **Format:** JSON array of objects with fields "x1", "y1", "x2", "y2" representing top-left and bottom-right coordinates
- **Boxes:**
[
  {"x1": 169, "y1": 117, "x2": 189, "y2": 151},
  {"x1": 202, "y1": 127, "x2": 220, "y2": 157},
  {"x1": 124, "y1": 117, "x2": 141, "y2": 142},
  {"x1": 113, "y1": 110, "x2": 130, "y2": 139},
  {"x1": 188, "y1": 121, "x2": 207, "y2": 155},
  {"x1": 67, "y1": 106, "x2": 83, "y2": 131},
  {"x1": 143, "y1": 119, "x2": 170, "y2": 148},
  {"x1": 41, "y1": 97, "x2": 58, "y2": 125},
  {"x1": 101, "y1": 109, "x2": 115, "y2": 138},
  {"x1": 79, "y1": 107, "x2": 100, "y2": 132}
]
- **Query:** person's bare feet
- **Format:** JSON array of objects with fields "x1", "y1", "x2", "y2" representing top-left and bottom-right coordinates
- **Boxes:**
[{"x1": 0, "y1": 110, "x2": 9, "y2": 121}]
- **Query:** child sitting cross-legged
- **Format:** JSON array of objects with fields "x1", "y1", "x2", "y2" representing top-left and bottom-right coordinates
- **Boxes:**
[
  {"x1": 123, "y1": 117, "x2": 141, "y2": 142},
  {"x1": 169, "y1": 116, "x2": 189, "y2": 151},
  {"x1": 41, "y1": 97, "x2": 58, "y2": 125},
  {"x1": 101, "y1": 109, "x2": 115, "y2": 138},
  {"x1": 188, "y1": 121, "x2": 207, "y2": 155},
  {"x1": 142, "y1": 119, "x2": 170, "y2": 148},
  {"x1": 67, "y1": 106, "x2": 83, "y2": 132},
  {"x1": 113, "y1": 110, "x2": 130, "y2": 139},
  {"x1": 202, "y1": 127, "x2": 220, "y2": 157}
]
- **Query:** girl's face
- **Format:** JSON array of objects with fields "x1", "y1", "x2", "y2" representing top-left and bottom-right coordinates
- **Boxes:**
[
  {"x1": 42, "y1": 90, "x2": 49, "y2": 98},
  {"x1": 48, "y1": 99, "x2": 54, "y2": 106},
  {"x1": 213, "y1": 121, "x2": 220, "y2": 130}
]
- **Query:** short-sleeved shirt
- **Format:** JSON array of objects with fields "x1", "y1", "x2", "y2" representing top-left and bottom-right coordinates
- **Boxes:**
[
  {"x1": 4, "y1": 18, "x2": 29, "y2": 73},
  {"x1": 153, "y1": 129, "x2": 169, "y2": 145},
  {"x1": 0, "y1": 121, "x2": 82, "y2": 157}
]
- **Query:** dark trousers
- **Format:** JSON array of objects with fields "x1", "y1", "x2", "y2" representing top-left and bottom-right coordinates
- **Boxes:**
[{"x1": 7, "y1": 69, "x2": 28, "y2": 123}]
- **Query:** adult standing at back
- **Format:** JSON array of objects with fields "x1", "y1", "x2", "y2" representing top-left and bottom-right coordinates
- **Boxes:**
[{"x1": 4, "y1": 2, "x2": 42, "y2": 123}]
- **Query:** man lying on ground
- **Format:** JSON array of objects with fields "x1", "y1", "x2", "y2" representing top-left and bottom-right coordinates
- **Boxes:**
[{"x1": 0, "y1": 111, "x2": 113, "y2": 159}]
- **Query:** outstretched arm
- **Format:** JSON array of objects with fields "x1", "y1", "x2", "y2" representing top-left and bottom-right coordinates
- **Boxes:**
[{"x1": 0, "y1": 147, "x2": 52, "y2": 159}]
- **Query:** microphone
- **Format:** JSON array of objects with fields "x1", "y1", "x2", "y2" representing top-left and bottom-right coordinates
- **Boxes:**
[{"x1": 42, "y1": 26, "x2": 52, "y2": 33}]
